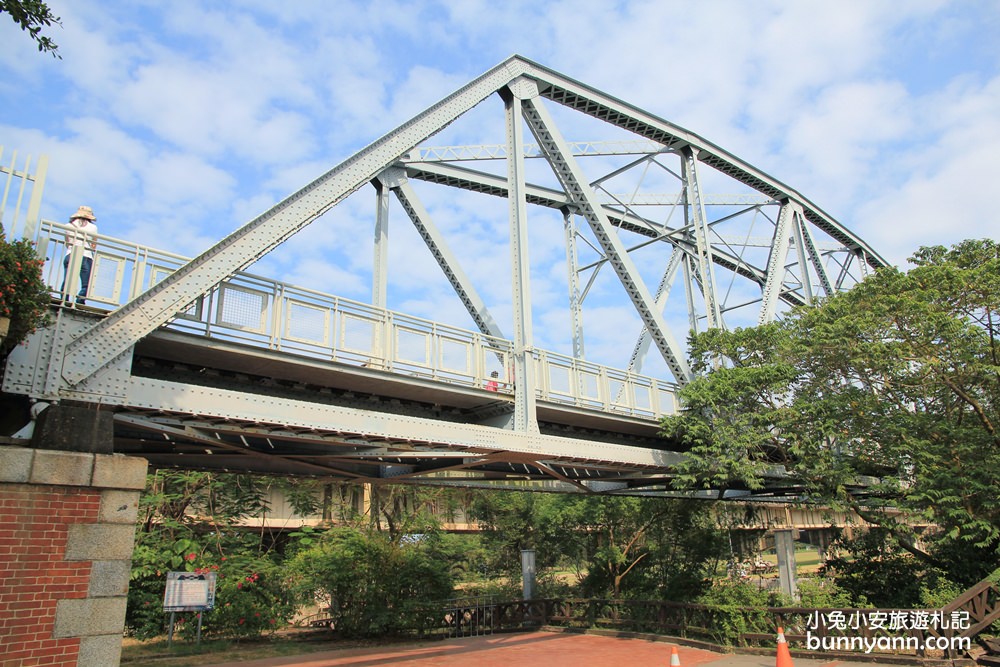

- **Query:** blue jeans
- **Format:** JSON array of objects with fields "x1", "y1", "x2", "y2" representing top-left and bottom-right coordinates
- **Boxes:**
[{"x1": 62, "y1": 255, "x2": 93, "y2": 304}]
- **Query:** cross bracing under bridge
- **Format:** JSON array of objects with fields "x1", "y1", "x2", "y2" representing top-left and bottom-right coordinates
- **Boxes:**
[{"x1": 2, "y1": 56, "x2": 887, "y2": 500}]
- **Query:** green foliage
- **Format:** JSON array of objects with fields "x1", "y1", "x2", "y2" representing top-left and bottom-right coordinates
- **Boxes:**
[
  {"x1": 196, "y1": 556, "x2": 294, "y2": 639},
  {"x1": 795, "y1": 577, "x2": 864, "y2": 608},
  {"x1": 565, "y1": 497, "x2": 725, "y2": 600},
  {"x1": 919, "y1": 577, "x2": 964, "y2": 609},
  {"x1": 664, "y1": 239, "x2": 1000, "y2": 586},
  {"x1": 469, "y1": 491, "x2": 725, "y2": 600},
  {"x1": 126, "y1": 470, "x2": 296, "y2": 640},
  {"x1": 661, "y1": 323, "x2": 800, "y2": 491},
  {"x1": 149, "y1": 554, "x2": 295, "y2": 641},
  {"x1": 696, "y1": 580, "x2": 790, "y2": 644},
  {"x1": 468, "y1": 491, "x2": 566, "y2": 583},
  {"x1": 286, "y1": 527, "x2": 454, "y2": 638},
  {"x1": 820, "y1": 530, "x2": 928, "y2": 607},
  {"x1": 0, "y1": 226, "x2": 51, "y2": 356},
  {"x1": 0, "y1": 0, "x2": 60, "y2": 56}
]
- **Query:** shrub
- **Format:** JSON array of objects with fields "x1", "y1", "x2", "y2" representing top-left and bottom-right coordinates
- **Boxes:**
[
  {"x1": 0, "y1": 226, "x2": 50, "y2": 356},
  {"x1": 796, "y1": 577, "x2": 863, "y2": 608},
  {"x1": 696, "y1": 580, "x2": 790, "y2": 645},
  {"x1": 287, "y1": 527, "x2": 454, "y2": 637},
  {"x1": 127, "y1": 545, "x2": 295, "y2": 640}
]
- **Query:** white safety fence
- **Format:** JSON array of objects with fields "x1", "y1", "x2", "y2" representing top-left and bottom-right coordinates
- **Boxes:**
[{"x1": 36, "y1": 220, "x2": 676, "y2": 420}]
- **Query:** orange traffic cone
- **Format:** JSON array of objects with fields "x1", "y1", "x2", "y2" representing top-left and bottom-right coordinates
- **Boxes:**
[
  {"x1": 669, "y1": 645, "x2": 681, "y2": 667},
  {"x1": 776, "y1": 626, "x2": 794, "y2": 667}
]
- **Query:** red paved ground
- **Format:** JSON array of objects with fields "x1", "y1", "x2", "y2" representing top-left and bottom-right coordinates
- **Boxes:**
[
  {"x1": 202, "y1": 632, "x2": 722, "y2": 667},
  {"x1": 201, "y1": 631, "x2": 903, "y2": 667}
]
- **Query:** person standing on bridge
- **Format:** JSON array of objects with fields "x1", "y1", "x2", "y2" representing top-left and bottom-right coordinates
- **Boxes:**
[
  {"x1": 486, "y1": 370, "x2": 499, "y2": 391},
  {"x1": 61, "y1": 205, "x2": 98, "y2": 305}
]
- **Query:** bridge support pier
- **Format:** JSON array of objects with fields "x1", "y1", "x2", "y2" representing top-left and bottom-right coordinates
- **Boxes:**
[
  {"x1": 0, "y1": 443, "x2": 147, "y2": 667},
  {"x1": 774, "y1": 529, "x2": 799, "y2": 601}
]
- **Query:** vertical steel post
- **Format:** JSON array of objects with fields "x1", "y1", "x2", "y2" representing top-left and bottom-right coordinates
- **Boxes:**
[
  {"x1": 23, "y1": 155, "x2": 48, "y2": 242},
  {"x1": 372, "y1": 179, "x2": 390, "y2": 310},
  {"x1": 521, "y1": 548, "x2": 536, "y2": 600},
  {"x1": 682, "y1": 147, "x2": 722, "y2": 329},
  {"x1": 682, "y1": 255, "x2": 699, "y2": 335},
  {"x1": 503, "y1": 80, "x2": 539, "y2": 433},
  {"x1": 563, "y1": 210, "x2": 585, "y2": 360},
  {"x1": 372, "y1": 178, "x2": 390, "y2": 366}
]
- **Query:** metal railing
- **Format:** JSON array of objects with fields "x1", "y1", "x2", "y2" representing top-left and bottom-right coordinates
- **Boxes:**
[
  {"x1": 0, "y1": 146, "x2": 47, "y2": 241},
  {"x1": 35, "y1": 219, "x2": 677, "y2": 420},
  {"x1": 439, "y1": 596, "x2": 497, "y2": 637},
  {"x1": 411, "y1": 596, "x2": 987, "y2": 658}
]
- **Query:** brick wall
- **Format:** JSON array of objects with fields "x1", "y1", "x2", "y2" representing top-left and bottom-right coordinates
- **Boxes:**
[
  {"x1": 0, "y1": 447, "x2": 147, "y2": 667},
  {"x1": 0, "y1": 486, "x2": 97, "y2": 665}
]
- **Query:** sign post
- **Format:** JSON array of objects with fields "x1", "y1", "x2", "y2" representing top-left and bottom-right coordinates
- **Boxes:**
[{"x1": 163, "y1": 571, "x2": 217, "y2": 647}]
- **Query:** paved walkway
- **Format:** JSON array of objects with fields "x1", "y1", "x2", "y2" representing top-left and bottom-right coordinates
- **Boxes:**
[{"x1": 201, "y1": 631, "x2": 912, "y2": 667}]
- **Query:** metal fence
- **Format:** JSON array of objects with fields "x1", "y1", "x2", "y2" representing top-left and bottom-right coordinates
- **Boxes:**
[
  {"x1": 34, "y1": 219, "x2": 677, "y2": 420},
  {"x1": 415, "y1": 597, "x2": 987, "y2": 658},
  {"x1": 439, "y1": 596, "x2": 497, "y2": 637}
]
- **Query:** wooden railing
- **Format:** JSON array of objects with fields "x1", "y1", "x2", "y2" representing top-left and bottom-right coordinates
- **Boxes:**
[
  {"x1": 942, "y1": 578, "x2": 1000, "y2": 639},
  {"x1": 406, "y1": 587, "x2": 1000, "y2": 658}
]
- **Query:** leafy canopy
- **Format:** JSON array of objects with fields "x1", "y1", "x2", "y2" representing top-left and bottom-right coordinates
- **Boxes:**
[
  {"x1": 662, "y1": 239, "x2": 1000, "y2": 584},
  {"x1": 1, "y1": 0, "x2": 61, "y2": 57}
]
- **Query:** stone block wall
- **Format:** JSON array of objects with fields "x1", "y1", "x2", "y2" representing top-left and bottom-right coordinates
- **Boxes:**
[{"x1": 0, "y1": 446, "x2": 147, "y2": 667}]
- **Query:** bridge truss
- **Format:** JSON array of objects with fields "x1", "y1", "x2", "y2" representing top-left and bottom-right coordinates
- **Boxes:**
[{"x1": 2, "y1": 56, "x2": 886, "y2": 500}]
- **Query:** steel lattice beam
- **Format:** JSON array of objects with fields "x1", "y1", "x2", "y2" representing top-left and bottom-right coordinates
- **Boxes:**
[
  {"x1": 383, "y1": 169, "x2": 506, "y2": 341},
  {"x1": 59, "y1": 58, "x2": 532, "y2": 386},
  {"x1": 518, "y1": 90, "x2": 693, "y2": 382}
]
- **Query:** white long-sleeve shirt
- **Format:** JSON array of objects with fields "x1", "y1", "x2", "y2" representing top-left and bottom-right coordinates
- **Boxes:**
[{"x1": 65, "y1": 219, "x2": 98, "y2": 259}]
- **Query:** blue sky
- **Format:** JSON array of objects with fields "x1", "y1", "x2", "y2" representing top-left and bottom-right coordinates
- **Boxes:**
[{"x1": 1, "y1": 1, "x2": 999, "y2": 374}]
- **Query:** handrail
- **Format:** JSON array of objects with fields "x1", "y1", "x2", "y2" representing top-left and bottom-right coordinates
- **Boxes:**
[
  {"x1": 35, "y1": 219, "x2": 677, "y2": 420},
  {"x1": 407, "y1": 597, "x2": 983, "y2": 658}
]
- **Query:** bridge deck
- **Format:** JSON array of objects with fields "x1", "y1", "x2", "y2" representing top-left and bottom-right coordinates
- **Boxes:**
[{"x1": 0, "y1": 223, "x2": 806, "y2": 498}]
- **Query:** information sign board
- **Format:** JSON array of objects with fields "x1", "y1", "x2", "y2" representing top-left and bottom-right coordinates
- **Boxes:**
[{"x1": 163, "y1": 571, "x2": 217, "y2": 612}]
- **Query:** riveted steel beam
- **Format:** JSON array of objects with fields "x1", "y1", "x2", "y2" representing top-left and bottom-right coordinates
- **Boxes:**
[
  {"x1": 519, "y1": 95, "x2": 692, "y2": 383},
  {"x1": 503, "y1": 79, "x2": 540, "y2": 432},
  {"x1": 385, "y1": 171, "x2": 505, "y2": 341},
  {"x1": 759, "y1": 200, "x2": 800, "y2": 324},
  {"x1": 564, "y1": 210, "x2": 585, "y2": 359},
  {"x1": 682, "y1": 147, "x2": 723, "y2": 329},
  {"x1": 124, "y1": 375, "x2": 687, "y2": 469},
  {"x1": 797, "y1": 216, "x2": 835, "y2": 298},
  {"x1": 60, "y1": 58, "x2": 531, "y2": 386}
]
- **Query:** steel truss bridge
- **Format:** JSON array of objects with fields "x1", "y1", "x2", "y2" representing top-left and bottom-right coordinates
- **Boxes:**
[{"x1": 1, "y1": 56, "x2": 886, "y2": 501}]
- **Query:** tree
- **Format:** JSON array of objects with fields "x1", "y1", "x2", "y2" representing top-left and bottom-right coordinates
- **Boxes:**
[
  {"x1": 470, "y1": 491, "x2": 725, "y2": 600},
  {"x1": 468, "y1": 491, "x2": 569, "y2": 592},
  {"x1": 552, "y1": 496, "x2": 725, "y2": 599},
  {"x1": 1, "y1": 0, "x2": 61, "y2": 57},
  {"x1": 663, "y1": 239, "x2": 1000, "y2": 586}
]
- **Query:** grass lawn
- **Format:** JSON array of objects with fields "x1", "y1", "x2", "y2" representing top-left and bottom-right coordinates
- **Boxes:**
[{"x1": 713, "y1": 547, "x2": 827, "y2": 578}]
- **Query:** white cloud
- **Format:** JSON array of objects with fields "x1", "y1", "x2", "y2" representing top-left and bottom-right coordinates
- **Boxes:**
[
  {"x1": 858, "y1": 74, "x2": 1000, "y2": 264},
  {"x1": 2, "y1": 0, "x2": 998, "y2": 382}
]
